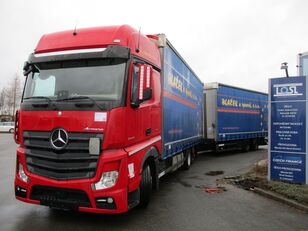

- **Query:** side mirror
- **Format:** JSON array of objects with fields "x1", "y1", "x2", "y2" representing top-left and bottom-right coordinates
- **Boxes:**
[
  {"x1": 138, "y1": 64, "x2": 153, "y2": 101},
  {"x1": 143, "y1": 88, "x2": 152, "y2": 101},
  {"x1": 23, "y1": 61, "x2": 31, "y2": 76}
]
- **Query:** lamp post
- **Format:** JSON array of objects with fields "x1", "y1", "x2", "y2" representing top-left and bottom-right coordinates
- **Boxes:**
[{"x1": 281, "y1": 62, "x2": 289, "y2": 78}]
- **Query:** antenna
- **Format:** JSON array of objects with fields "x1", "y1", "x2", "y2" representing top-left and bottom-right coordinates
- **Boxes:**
[
  {"x1": 136, "y1": 27, "x2": 141, "y2": 53},
  {"x1": 73, "y1": 20, "x2": 78, "y2": 36}
]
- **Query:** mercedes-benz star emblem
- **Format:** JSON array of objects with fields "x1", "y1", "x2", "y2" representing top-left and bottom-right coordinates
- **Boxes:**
[{"x1": 50, "y1": 128, "x2": 68, "y2": 150}]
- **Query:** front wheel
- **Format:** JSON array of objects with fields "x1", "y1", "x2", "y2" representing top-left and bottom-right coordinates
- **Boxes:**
[
  {"x1": 9, "y1": 128, "x2": 14, "y2": 133},
  {"x1": 139, "y1": 164, "x2": 152, "y2": 208}
]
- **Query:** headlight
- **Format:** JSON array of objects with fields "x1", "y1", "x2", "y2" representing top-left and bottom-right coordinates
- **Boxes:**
[
  {"x1": 93, "y1": 171, "x2": 118, "y2": 190},
  {"x1": 18, "y1": 163, "x2": 29, "y2": 183}
]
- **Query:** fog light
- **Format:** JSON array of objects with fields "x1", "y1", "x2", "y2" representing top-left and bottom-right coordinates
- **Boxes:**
[
  {"x1": 19, "y1": 163, "x2": 29, "y2": 183},
  {"x1": 107, "y1": 197, "x2": 114, "y2": 204},
  {"x1": 95, "y1": 197, "x2": 116, "y2": 209},
  {"x1": 93, "y1": 171, "x2": 118, "y2": 190},
  {"x1": 15, "y1": 185, "x2": 27, "y2": 198}
]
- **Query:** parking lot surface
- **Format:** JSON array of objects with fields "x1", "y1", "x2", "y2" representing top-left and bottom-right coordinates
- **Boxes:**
[{"x1": 0, "y1": 134, "x2": 307, "y2": 231}]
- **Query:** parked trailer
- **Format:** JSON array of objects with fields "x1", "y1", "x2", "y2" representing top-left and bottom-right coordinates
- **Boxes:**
[
  {"x1": 15, "y1": 25, "x2": 203, "y2": 214},
  {"x1": 204, "y1": 83, "x2": 268, "y2": 152}
]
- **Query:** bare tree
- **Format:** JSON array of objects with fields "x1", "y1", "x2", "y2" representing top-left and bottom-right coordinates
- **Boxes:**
[
  {"x1": 6, "y1": 74, "x2": 22, "y2": 118},
  {"x1": 0, "y1": 88, "x2": 6, "y2": 114}
]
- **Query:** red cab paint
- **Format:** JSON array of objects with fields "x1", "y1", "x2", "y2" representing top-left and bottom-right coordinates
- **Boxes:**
[{"x1": 15, "y1": 25, "x2": 204, "y2": 213}]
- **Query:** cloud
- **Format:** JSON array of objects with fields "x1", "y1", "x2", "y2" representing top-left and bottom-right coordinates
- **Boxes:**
[{"x1": 0, "y1": 0, "x2": 307, "y2": 93}]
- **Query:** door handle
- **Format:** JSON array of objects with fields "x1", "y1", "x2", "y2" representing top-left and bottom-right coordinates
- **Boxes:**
[{"x1": 146, "y1": 128, "x2": 152, "y2": 136}]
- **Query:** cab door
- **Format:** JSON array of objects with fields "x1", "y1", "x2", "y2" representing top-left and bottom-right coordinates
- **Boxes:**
[{"x1": 126, "y1": 61, "x2": 161, "y2": 146}]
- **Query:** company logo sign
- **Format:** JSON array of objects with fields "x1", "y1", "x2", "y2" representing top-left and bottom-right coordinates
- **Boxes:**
[
  {"x1": 273, "y1": 83, "x2": 303, "y2": 97},
  {"x1": 50, "y1": 128, "x2": 68, "y2": 150}
]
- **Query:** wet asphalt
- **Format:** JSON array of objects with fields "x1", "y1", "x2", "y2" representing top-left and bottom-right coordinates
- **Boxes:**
[{"x1": 0, "y1": 133, "x2": 307, "y2": 231}]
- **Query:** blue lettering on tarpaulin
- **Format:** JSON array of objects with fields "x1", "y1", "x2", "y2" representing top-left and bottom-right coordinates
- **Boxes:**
[{"x1": 269, "y1": 76, "x2": 307, "y2": 184}]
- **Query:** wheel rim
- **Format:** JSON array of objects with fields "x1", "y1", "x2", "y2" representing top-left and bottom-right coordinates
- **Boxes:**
[
  {"x1": 245, "y1": 144, "x2": 249, "y2": 151},
  {"x1": 187, "y1": 152, "x2": 191, "y2": 166}
]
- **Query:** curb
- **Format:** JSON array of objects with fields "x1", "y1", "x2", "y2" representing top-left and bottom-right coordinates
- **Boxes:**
[{"x1": 253, "y1": 187, "x2": 308, "y2": 213}]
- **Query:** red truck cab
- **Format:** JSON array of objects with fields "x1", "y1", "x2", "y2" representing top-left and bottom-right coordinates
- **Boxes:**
[{"x1": 15, "y1": 25, "x2": 163, "y2": 213}]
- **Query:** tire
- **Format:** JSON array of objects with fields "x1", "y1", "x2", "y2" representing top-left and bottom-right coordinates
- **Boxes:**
[
  {"x1": 9, "y1": 128, "x2": 14, "y2": 133},
  {"x1": 191, "y1": 146, "x2": 196, "y2": 163},
  {"x1": 139, "y1": 164, "x2": 152, "y2": 208},
  {"x1": 250, "y1": 140, "x2": 259, "y2": 151},
  {"x1": 183, "y1": 149, "x2": 192, "y2": 170},
  {"x1": 242, "y1": 143, "x2": 250, "y2": 152}
]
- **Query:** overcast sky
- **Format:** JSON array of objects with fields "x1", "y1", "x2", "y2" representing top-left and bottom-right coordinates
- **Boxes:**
[{"x1": 0, "y1": 0, "x2": 307, "y2": 93}]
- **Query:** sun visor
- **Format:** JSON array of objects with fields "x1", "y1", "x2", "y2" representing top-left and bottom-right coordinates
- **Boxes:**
[{"x1": 28, "y1": 45, "x2": 131, "y2": 63}]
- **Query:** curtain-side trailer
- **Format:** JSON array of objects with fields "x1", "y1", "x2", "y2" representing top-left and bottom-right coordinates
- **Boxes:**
[
  {"x1": 204, "y1": 82, "x2": 268, "y2": 152},
  {"x1": 158, "y1": 34, "x2": 204, "y2": 167}
]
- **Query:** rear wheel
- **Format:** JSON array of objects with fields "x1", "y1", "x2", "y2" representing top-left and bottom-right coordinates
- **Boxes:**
[
  {"x1": 183, "y1": 149, "x2": 192, "y2": 170},
  {"x1": 191, "y1": 146, "x2": 196, "y2": 162},
  {"x1": 242, "y1": 143, "x2": 250, "y2": 152},
  {"x1": 139, "y1": 164, "x2": 152, "y2": 208},
  {"x1": 250, "y1": 140, "x2": 259, "y2": 151}
]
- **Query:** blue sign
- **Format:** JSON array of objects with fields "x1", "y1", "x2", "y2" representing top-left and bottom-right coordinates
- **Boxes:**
[
  {"x1": 270, "y1": 77, "x2": 306, "y2": 101},
  {"x1": 270, "y1": 101, "x2": 306, "y2": 153},
  {"x1": 269, "y1": 76, "x2": 307, "y2": 184},
  {"x1": 270, "y1": 152, "x2": 306, "y2": 182}
]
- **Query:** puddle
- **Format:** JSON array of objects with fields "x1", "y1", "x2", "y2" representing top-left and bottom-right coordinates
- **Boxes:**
[
  {"x1": 205, "y1": 170, "x2": 224, "y2": 176},
  {"x1": 173, "y1": 178, "x2": 192, "y2": 188},
  {"x1": 187, "y1": 175, "x2": 204, "y2": 180}
]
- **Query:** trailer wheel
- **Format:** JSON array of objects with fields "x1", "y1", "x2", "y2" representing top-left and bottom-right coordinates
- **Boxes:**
[
  {"x1": 242, "y1": 143, "x2": 250, "y2": 152},
  {"x1": 139, "y1": 164, "x2": 152, "y2": 208},
  {"x1": 183, "y1": 149, "x2": 192, "y2": 170},
  {"x1": 191, "y1": 146, "x2": 197, "y2": 163},
  {"x1": 250, "y1": 139, "x2": 259, "y2": 151}
]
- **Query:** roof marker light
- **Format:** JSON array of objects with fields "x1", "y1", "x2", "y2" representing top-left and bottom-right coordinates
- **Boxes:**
[
  {"x1": 146, "y1": 66, "x2": 151, "y2": 88},
  {"x1": 139, "y1": 66, "x2": 145, "y2": 100},
  {"x1": 34, "y1": 48, "x2": 106, "y2": 57}
]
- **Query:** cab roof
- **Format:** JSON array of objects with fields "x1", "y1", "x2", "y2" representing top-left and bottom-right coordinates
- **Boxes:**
[{"x1": 35, "y1": 25, "x2": 160, "y2": 68}]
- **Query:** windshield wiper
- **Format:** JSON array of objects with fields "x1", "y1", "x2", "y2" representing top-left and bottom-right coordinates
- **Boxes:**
[
  {"x1": 24, "y1": 96, "x2": 52, "y2": 102},
  {"x1": 23, "y1": 96, "x2": 51, "y2": 107},
  {"x1": 57, "y1": 96, "x2": 104, "y2": 110}
]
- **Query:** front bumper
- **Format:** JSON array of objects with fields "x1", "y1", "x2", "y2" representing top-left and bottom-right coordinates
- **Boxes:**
[{"x1": 15, "y1": 147, "x2": 131, "y2": 214}]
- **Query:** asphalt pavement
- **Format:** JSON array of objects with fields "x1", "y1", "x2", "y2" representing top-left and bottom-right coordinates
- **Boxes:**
[{"x1": 0, "y1": 133, "x2": 307, "y2": 231}]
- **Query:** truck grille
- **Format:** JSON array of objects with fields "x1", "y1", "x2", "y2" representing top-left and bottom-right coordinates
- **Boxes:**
[{"x1": 23, "y1": 131, "x2": 103, "y2": 180}]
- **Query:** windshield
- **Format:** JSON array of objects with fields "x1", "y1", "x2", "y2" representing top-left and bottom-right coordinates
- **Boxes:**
[{"x1": 23, "y1": 59, "x2": 127, "y2": 103}]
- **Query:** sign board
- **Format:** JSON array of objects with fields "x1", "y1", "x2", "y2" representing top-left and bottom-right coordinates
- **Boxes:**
[{"x1": 269, "y1": 76, "x2": 307, "y2": 184}]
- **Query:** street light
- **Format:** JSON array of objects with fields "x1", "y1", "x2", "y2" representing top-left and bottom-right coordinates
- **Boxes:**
[{"x1": 281, "y1": 62, "x2": 289, "y2": 78}]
